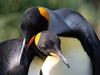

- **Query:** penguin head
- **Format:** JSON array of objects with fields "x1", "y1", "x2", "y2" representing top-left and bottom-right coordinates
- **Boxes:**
[
  {"x1": 20, "y1": 7, "x2": 49, "y2": 41},
  {"x1": 35, "y1": 31, "x2": 70, "y2": 68}
]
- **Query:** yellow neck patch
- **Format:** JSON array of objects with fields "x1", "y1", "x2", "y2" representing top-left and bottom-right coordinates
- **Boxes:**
[
  {"x1": 38, "y1": 7, "x2": 49, "y2": 21},
  {"x1": 35, "y1": 32, "x2": 41, "y2": 46}
]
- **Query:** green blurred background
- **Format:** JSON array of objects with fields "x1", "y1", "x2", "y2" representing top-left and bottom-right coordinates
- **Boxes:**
[{"x1": 0, "y1": 0, "x2": 100, "y2": 41}]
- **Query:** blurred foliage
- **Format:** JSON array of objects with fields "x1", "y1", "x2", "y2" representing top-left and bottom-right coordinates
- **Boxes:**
[
  {"x1": 0, "y1": 13, "x2": 21, "y2": 41},
  {"x1": 0, "y1": 0, "x2": 83, "y2": 14},
  {"x1": 0, "y1": 0, "x2": 100, "y2": 41}
]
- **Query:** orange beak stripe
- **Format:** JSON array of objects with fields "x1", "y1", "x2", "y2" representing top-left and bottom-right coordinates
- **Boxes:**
[{"x1": 28, "y1": 35, "x2": 35, "y2": 47}]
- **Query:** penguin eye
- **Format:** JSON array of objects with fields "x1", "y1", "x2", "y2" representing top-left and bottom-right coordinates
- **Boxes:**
[{"x1": 42, "y1": 44, "x2": 47, "y2": 50}]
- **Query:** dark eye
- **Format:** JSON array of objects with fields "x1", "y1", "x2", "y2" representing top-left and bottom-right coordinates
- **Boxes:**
[{"x1": 42, "y1": 44, "x2": 47, "y2": 50}]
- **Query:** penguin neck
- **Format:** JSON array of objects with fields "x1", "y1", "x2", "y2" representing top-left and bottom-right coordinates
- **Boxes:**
[
  {"x1": 77, "y1": 25, "x2": 100, "y2": 75},
  {"x1": 77, "y1": 25, "x2": 100, "y2": 59},
  {"x1": 20, "y1": 38, "x2": 36, "y2": 75},
  {"x1": 41, "y1": 56, "x2": 60, "y2": 75}
]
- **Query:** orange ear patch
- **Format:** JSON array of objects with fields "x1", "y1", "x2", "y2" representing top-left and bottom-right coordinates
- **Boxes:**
[{"x1": 38, "y1": 7, "x2": 50, "y2": 21}]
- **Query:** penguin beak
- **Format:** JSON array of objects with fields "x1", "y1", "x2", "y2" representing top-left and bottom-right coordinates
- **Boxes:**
[{"x1": 49, "y1": 47, "x2": 70, "y2": 68}]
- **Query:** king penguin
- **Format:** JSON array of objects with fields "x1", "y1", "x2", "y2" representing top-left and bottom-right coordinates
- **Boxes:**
[{"x1": 27, "y1": 31, "x2": 70, "y2": 75}]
